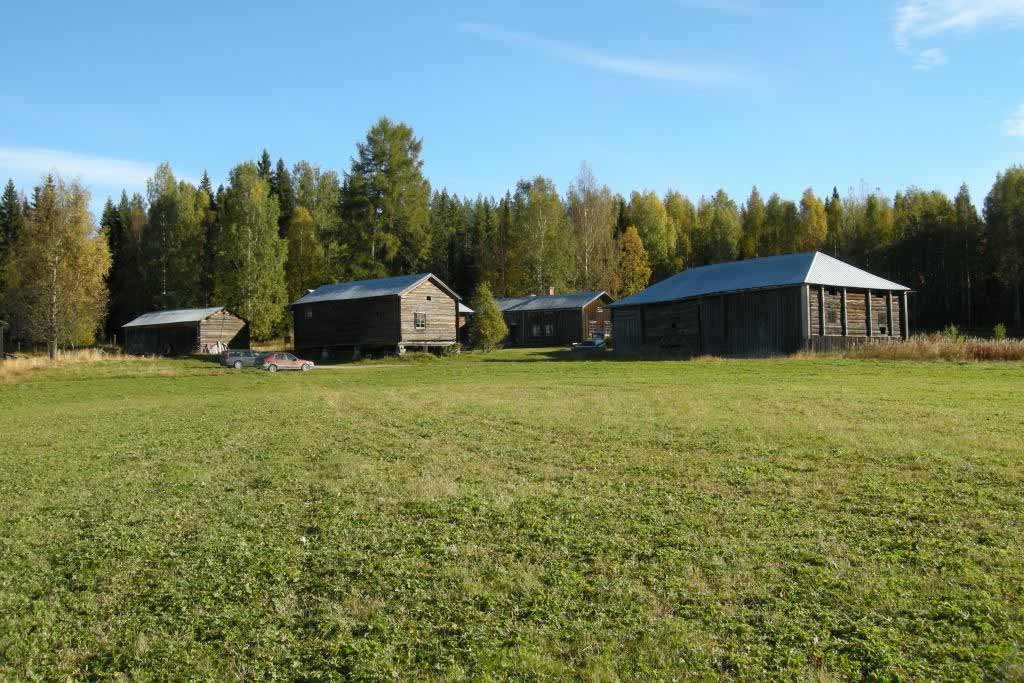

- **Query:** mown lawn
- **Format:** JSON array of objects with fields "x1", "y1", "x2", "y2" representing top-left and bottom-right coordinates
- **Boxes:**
[{"x1": 0, "y1": 350, "x2": 1022, "y2": 680}]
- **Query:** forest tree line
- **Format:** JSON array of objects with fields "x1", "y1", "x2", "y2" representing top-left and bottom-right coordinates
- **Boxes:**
[{"x1": 1, "y1": 116, "x2": 1023, "y2": 353}]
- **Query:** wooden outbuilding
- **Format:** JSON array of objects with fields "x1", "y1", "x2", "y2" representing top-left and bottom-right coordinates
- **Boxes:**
[
  {"x1": 122, "y1": 307, "x2": 249, "y2": 356},
  {"x1": 292, "y1": 273, "x2": 461, "y2": 358},
  {"x1": 497, "y1": 290, "x2": 614, "y2": 347},
  {"x1": 611, "y1": 252, "x2": 911, "y2": 357},
  {"x1": 457, "y1": 303, "x2": 474, "y2": 345}
]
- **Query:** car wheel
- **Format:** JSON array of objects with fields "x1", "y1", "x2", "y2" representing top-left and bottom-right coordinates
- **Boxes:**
[
  {"x1": 268, "y1": 364, "x2": 278, "y2": 373},
  {"x1": 233, "y1": 360, "x2": 242, "y2": 369},
  {"x1": 301, "y1": 363, "x2": 311, "y2": 372}
]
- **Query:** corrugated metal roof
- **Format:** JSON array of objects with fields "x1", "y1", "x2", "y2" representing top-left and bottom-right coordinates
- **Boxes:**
[
  {"x1": 292, "y1": 273, "x2": 460, "y2": 306},
  {"x1": 612, "y1": 252, "x2": 909, "y2": 308},
  {"x1": 497, "y1": 291, "x2": 608, "y2": 312},
  {"x1": 123, "y1": 307, "x2": 226, "y2": 328}
]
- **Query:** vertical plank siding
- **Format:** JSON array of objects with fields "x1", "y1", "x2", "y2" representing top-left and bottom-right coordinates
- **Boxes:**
[
  {"x1": 125, "y1": 310, "x2": 249, "y2": 356},
  {"x1": 502, "y1": 294, "x2": 614, "y2": 347},
  {"x1": 293, "y1": 296, "x2": 399, "y2": 351},
  {"x1": 614, "y1": 285, "x2": 910, "y2": 357}
]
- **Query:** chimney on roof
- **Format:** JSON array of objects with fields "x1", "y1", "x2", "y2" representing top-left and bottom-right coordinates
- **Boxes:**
[{"x1": 547, "y1": 286, "x2": 556, "y2": 296}]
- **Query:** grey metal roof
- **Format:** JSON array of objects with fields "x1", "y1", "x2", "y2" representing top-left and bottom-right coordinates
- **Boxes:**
[
  {"x1": 496, "y1": 296, "x2": 535, "y2": 312},
  {"x1": 292, "y1": 273, "x2": 460, "y2": 306},
  {"x1": 612, "y1": 252, "x2": 909, "y2": 308},
  {"x1": 497, "y1": 291, "x2": 609, "y2": 312},
  {"x1": 458, "y1": 303, "x2": 474, "y2": 315},
  {"x1": 123, "y1": 307, "x2": 227, "y2": 328}
]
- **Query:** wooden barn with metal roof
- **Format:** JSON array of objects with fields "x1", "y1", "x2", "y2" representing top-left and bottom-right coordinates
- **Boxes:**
[
  {"x1": 497, "y1": 290, "x2": 614, "y2": 347},
  {"x1": 611, "y1": 252, "x2": 910, "y2": 357},
  {"x1": 122, "y1": 307, "x2": 249, "y2": 356},
  {"x1": 291, "y1": 273, "x2": 461, "y2": 358}
]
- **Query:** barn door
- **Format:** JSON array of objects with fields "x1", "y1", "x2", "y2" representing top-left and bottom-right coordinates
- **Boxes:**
[{"x1": 615, "y1": 312, "x2": 641, "y2": 351}]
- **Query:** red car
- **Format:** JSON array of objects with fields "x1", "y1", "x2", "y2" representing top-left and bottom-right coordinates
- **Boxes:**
[{"x1": 261, "y1": 352, "x2": 315, "y2": 372}]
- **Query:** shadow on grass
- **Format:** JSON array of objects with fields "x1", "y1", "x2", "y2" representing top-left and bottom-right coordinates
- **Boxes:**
[{"x1": 475, "y1": 348, "x2": 685, "y2": 363}]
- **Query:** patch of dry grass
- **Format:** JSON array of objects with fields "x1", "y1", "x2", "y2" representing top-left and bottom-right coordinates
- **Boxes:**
[
  {"x1": 803, "y1": 333, "x2": 1024, "y2": 362},
  {"x1": 0, "y1": 348, "x2": 171, "y2": 382}
]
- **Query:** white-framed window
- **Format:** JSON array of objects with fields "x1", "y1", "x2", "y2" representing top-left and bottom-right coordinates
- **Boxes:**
[
  {"x1": 531, "y1": 324, "x2": 542, "y2": 336},
  {"x1": 597, "y1": 307, "x2": 604, "y2": 314},
  {"x1": 414, "y1": 312, "x2": 426, "y2": 330}
]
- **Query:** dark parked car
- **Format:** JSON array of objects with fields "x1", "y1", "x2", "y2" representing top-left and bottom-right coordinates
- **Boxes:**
[
  {"x1": 570, "y1": 339, "x2": 607, "y2": 354},
  {"x1": 261, "y1": 352, "x2": 314, "y2": 372},
  {"x1": 221, "y1": 349, "x2": 263, "y2": 369}
]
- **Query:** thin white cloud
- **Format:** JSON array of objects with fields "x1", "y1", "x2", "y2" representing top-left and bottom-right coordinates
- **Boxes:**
[
  {"x1": 460, "y1": 22, "x2": 736, "y2": 85},
  {"x1": 913, "y1": 47, "x2": 947, "y2": 69},
  {"x1": 1006, "y1": 104, "x2": 1024, "y2": 137},
  {"x1": 0, "y1": 147, "x2": 159, "y2": 187},
  {"x1": 893, "y1": 0, "x2": 1024, "y2": 67}
]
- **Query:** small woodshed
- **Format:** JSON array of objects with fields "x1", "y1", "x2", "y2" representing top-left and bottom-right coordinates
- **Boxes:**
[
  {"x1": 291, "y1": 273, "x2": 461, "y2": 357},
  {"x1": 457, "y1": 302, "x2": 474, "y2": 345},
  {"x1": 612, "y1": 252, "x2": 911, "y2": 357},
  {"x1": 122, "y1": 307, "x2": 249, "y2": 356},
  {"x1": 497, "y1": 290, "x2": 613, "y2": 347}
]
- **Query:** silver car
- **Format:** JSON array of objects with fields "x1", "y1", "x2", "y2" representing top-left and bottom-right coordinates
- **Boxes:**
[{"x1": 220, "y1": 349, "x2": 263, "y2": 369}]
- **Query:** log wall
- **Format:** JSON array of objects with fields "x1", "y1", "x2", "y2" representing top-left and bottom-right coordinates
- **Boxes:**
[
  {"x1": 198, "y1": 311, "x2": 248, "y2": 351},
  {"x1": 400, "y1": 279, "x2": 457, "y2": 343}
]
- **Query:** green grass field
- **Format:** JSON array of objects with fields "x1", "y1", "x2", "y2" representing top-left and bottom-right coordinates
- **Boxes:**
[{"x1": 1, "y1": 350, "x2": 1022, "y2": 680}]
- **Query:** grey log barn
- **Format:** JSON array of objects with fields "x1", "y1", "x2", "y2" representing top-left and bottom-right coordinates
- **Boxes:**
[
  {"x1": 122, "y1": 307, "x2": 249, "y2": 356},
  {"x1": 497, "y1": 290, "x2": 614, "y2": 347},
  {"x1": 292, "y1": 273, "x2": 461, "y2": 358},
  {"x1": 611, "y1": 252, "x2": 911, "y2": 357}
]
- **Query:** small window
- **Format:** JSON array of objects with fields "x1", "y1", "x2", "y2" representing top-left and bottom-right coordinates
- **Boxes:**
[
  {"x1": 414, "y1": 312, "x2": 426, "y2": 330},
  {"x1": 285, "y1": 353, "x2": 296, "y2": 361},
  {"x1": 531, "y1": 324, "x2": 542, "y2": 336},
  {"x1": 305, "y1": 308, "x2": 312, "y2": 319},
  {"x1": 597, "y1": 307, "x2": 604, "y2": 314},
  {"x1": 544, "y1": 323, "x2": 554, "y2": 336},
  {"x1": 375, "y1": 311, "x2": 384, "y2": 321},
  {"x1": 426, "y1": 295, "x2": 432, "y2": 301}
]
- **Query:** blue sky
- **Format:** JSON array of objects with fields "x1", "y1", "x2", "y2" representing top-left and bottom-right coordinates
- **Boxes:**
[{"x1": 1, "y1": 0, "x2": 1023, "y2": 217}]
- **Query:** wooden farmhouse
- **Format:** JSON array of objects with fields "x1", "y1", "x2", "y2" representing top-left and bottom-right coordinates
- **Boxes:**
[
  {"x1": 122, "y1": 307, "x2": 249, "y2": 356},
  {"x1": 611, "y1": 252, "x2": 911, "y2": 357},
  {"x1": 497, "y1": 290, "x2": 614, "y2": 347},
  {"x1": 292, "y1": 273, "x2": 461, "y2": 358}
]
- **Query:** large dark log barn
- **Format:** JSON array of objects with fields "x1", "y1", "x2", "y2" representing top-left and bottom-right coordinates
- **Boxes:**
[
  {"x1": 292, "y1": 273, "x2": 461, "y2": 358},
  {"x1": 122, "y1": 307, "x2": 249, "y2": 356},
  {"x1": 497, "y1": 290, "x2": 614, "y2": 347},
  {"x1": 611, "y1": 252, "x2": 911, "y2": 357}
]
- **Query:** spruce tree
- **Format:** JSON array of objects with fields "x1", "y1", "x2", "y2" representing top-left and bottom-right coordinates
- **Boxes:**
[
  {"x1": 257, "y1": 149, "x2": 272, "y2": 180},
  {"x1": 1, "y1": 178, "x2": 25, "y2": 256},
  {"x1": 271, "y1": 158, "x2": 295, "y2": 237},
  {"x1": 467, "y1": 282, "x2": 507, "y2": 351}
]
